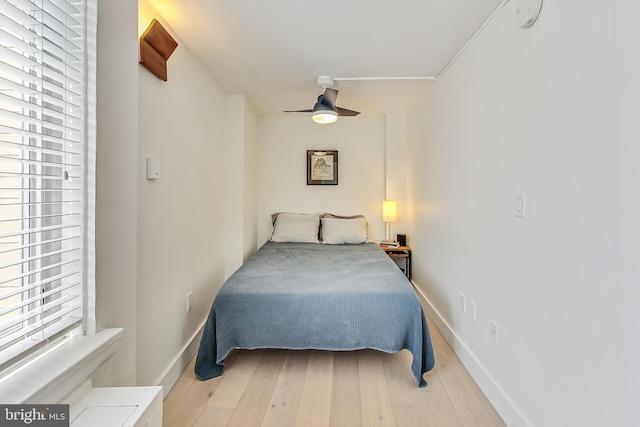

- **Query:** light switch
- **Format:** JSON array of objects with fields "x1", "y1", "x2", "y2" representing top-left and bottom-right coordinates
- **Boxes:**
[
  {"x1": 515, "y1": 193, "x2": 525, "y2": 217},
  {"x1": 146, "y1": 157, "x2": 160, "y2": 180}
]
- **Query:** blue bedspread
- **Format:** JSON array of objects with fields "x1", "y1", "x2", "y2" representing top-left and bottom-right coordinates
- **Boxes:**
[{"x1": 194, "y1": 241, "x2": 435, "y2": 387}]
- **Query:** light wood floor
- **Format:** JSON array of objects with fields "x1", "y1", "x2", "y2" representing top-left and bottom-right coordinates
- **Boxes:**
[{"x1": 163, "y1": 313, "x2": 505, "y2": 427}]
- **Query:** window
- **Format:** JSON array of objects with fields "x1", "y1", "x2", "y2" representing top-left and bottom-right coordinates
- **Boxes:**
[{"x1": 0, "y1": 0, "x2": 92, "y2": 371}]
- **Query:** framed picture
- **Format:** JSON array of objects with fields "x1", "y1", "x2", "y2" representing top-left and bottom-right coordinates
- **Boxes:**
[{"x1": 307, "y1": 150, "x2": 338, "y2": 185}]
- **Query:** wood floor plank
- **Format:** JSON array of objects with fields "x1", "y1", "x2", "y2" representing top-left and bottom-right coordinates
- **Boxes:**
[
  {"x1": 162, "y1": 356, "x2": 197, "y2": 419},
  {"x1": 329, "y1": 351, "x2": 363, "y2": 427},
  {"x1": 295, "y1": 351, "x2": 334, "y2": 427},
  {"x1": 193, "y1": 407, "x2": 235, "y2": 427},
  {"x1": 261, "y1": 351, "x2": 309, "y2": 427},
  {"x1": 467, "y1": 371, "x2": 507, "y2": 426},
  {"x1": 434, "y1": 340, "x2": 499, "y2": 427},
  {"x1": 358, "y1": 350, "x2": 397, "y2": 427},
  {"x1": 207, "y1": 350, "x2": 262, "y2": 408},
  {"x1": 163, "y1": 374, "x2": 223, "y2": 427},
  {"x1": 382, "y1": 351, "x2": 430, "y2": 427},
  {"x1": 226, "y1": 349, "x2": 287, "y2": 427},
  {"x1": 411, "y1": 351, "x2": 464, "y2": 427},
  {"x1": 421, "y1": 373, "x2": 465, "y2": 426},
  {"x1": 163, "y1": 376, "x2": 195, "y2": 419}
]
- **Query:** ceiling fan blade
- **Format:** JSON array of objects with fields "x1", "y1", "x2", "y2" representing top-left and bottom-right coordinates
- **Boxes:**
[
  {"x1": 321, "y1": 88, "x2": 338, "y2": 109},
  {"x1": 336, "y1": 106, "x2": 360, "y2": 116},
  {"x1": 284, "y1": 109, "x2": 314, "y2": 113}
]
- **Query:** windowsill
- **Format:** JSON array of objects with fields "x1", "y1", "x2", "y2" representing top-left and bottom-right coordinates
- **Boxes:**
[{"x1": 0, "y1": 328, "x2": 123, "y2": 404}]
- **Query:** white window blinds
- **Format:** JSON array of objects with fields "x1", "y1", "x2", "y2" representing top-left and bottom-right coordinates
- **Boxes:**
[{"x1": 0, "y1": 0, "x2": 88, "y2": 368}]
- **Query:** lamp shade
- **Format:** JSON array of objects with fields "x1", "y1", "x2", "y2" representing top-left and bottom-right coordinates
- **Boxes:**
[{"x1": 383, "y1": 200, "x2": 397, "y2": 223}]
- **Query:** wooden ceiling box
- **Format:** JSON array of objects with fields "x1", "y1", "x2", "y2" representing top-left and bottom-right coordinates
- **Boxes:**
[{"x1": 139, "y1": 19, "x2": 178, "y2": 81}]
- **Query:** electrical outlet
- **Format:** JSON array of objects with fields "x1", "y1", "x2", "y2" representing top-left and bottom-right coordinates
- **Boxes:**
[
  {"x1": 187, "y1": 291, "x2": 193, "y2": 312},
  {"x1": 490, "y1": 321, "x2": 499, "y2": 343},
  {"x1": 469, "y1": 301, "x2": 477, "y2": 320},
  {"x1": 459, "y1": 293, "x2": 467, "y2": 313}
]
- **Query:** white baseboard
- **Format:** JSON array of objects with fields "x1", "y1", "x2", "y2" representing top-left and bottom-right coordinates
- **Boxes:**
[
  {"x1": 155, "y1": 320, "x2": 206, "y2": 399},
  {"x1": 412, "y1": 283, "x2": 532, "y2": 427}
]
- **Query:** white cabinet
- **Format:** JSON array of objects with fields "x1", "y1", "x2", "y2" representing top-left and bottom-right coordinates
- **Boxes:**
[{"x1": 70, "y1": 386, "x2": 162, "y2": 427}]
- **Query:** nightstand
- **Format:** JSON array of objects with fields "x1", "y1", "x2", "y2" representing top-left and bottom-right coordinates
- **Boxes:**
[{"x1": 382, "y1": 246, "x2": 412, "y2": 280}]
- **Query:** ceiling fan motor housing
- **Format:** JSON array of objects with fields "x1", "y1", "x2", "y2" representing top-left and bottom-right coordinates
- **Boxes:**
[{"x1": 317, "y1": 75, "x2": 334, "y2": 89}]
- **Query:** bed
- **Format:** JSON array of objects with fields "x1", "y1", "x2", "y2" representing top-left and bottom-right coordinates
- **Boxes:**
[{"x1": 194, "y1": 213, "x2": 435, "y2": 387}]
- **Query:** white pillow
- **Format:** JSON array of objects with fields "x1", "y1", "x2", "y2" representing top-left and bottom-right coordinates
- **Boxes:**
[
  {"x1": 321, "y1": 217, "x2": 368, "y2": 244},
  {"x1": 270, "y1": 213, "x2": 320, "y2": 243}
]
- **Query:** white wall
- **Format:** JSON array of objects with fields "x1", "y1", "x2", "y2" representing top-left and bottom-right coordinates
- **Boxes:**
[
  {"x1": 243, "y1": 103, "x2": 259, "y2": 261},
  {"x1": 225, "y1": 95, "x2": 247, "y2": 278},
  {"x1": 95, "y1": 0, "x2": 139, "y2": 386},
  {"x1": 257, "y1": 116, "x2": 387, "y2": 244},
  {"x1": 617, "y1": 0, "x2": 640, "y2": 421},
  {"x1": 224, "y1": 95, "x2": 259, "y2": 278},
  {"x1": 385, "y1": 114, "x2": 409, "y2": 240},
  {"x1": 406, "y1": 1, "x2": 625, "y2": 426},
  {"x1": 136, "y1": 1, "x2": 228, "y2": 387}
]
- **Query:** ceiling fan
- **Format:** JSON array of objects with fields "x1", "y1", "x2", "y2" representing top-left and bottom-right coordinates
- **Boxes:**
[{"x1": 284, "y1": 76, "x2": 360, "y2": 124}]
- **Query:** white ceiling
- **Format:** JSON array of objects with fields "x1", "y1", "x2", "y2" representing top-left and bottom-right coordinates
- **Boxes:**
[{"x1": 148, "y1": 0, "x2": 506, "y2": 117}]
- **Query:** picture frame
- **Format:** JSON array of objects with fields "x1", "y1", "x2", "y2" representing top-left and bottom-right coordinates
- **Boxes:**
[{"x1": 307, "y1": 150, "x2": 338, "y2": 185}]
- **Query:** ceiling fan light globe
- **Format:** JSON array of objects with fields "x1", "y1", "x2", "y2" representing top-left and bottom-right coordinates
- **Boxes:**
[{"x1": 312, "y1": 110, "x2": 338, "y2": 124}]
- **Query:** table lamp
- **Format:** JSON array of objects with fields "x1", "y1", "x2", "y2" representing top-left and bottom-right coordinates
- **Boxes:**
[{"x1": 383, "y1": 200, "x2": 397, "y2": 241}]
